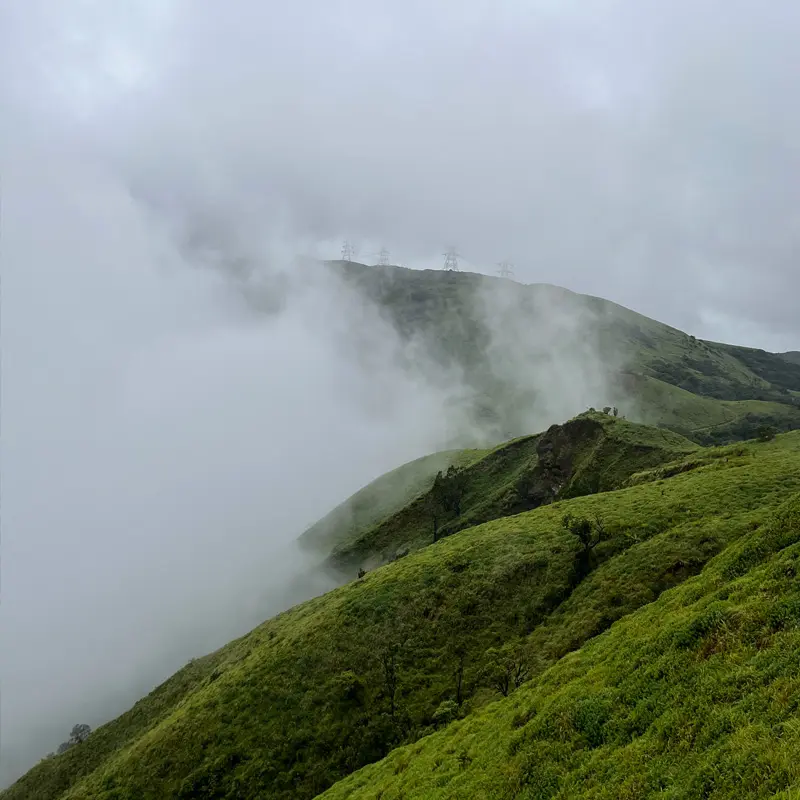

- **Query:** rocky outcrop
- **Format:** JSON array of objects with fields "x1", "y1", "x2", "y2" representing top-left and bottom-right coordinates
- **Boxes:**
[{"x1": 516, "y1": 416, "x2": 604, "y2": 510}]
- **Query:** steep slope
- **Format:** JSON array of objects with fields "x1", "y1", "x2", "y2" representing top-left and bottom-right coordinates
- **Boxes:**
[
  {"x1": 620, "y1": 373, "x2": 800, "y2": 445},
  {"x1": 328, "y1": 262, "x2": 800, "y2": 442},
  {"x1": 298, "y1": 448, "x2": 488, "y2": 555},
  {"x1": 782, "y1": 351, "x2": 800, "y2": 366},
  {"x1": 321, "y1": 491, "x2": 800, "y2": 800},
  {"x1": 8, "y1": 428, "x2": 800, "y2": 800},
  {"x1": 326, "y1": 413, "x2": 697, "y2": 570},
  {"x1": 716, "y1": 343, "x2": 800, "y2": 394}
]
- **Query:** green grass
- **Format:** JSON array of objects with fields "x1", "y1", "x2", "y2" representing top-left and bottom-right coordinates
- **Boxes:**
[
  {"x1": 327, "y1": 413, "x2": 697, "y2": 569},
  {"x1": 327, "y1": 433, "x2": 543, "y2": 568},
  {"x1": 623, "y1": 374, "x2": 800, "y2": 444},
  {"x1": 716, "y1": 343, "x2": 800, "y2": 393},
  {"x1": 320, "y1": 487, "x2": 800, "y2": 800},
  {"x1": 331, "y1": 262, "x2": 800, "y2": 441},
  {"x1": 9, "y1": 428, "x2": 800, "y2": 800},
  {"x1": 298, "y1": 448, "x2": 489, "y2": 555}
]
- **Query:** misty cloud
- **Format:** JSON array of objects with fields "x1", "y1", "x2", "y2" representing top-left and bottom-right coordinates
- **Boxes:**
[
  {"x1": 3, "y1": 0, "x2": 800, "y2": 787},
  {"x1": 0, "y1": 124, "x2": 460, "y2": 785},
  {"x1": 473, "y1": 280, "x2": 618, "y2": 435},
  {"x1": 63, "y1": 0, "x2": 797, "y2": 349},
  {"x1": 6, "y1": 1, "x2": 800, "y2": 347}
]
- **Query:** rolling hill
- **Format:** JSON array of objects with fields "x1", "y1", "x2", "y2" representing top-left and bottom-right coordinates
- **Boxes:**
[
  {"x1": 321, "y1": 488, "x2": 800, "y2": 800},
  {"x1": 315, "y1": 413, "x2": 699, "y2": 572},
  {"x1": 327, "y1": 262, "x2": 800, "y2": 444},
  {"x1": 782, "y1": 351, "x2": 800, "y2": 366},
  {"x1": 8, "y1": 416, "x2": 800, "y2": 800},
  {"x1": 298, "y1": 263, "x2": 800, "y2": 567},
  {"x1": 7, "y1": 267, "x2": 800, "y2": 800}
]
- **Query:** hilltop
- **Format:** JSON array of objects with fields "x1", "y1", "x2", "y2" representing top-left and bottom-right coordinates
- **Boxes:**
[
  {"x1": 326, "y1": 262, "x2": 800, "y2": 444},
  {"x1": 8, "y1": 415, "x2": 800, "y2": 800},
  {"x1": 306, "y1": 412, "x2": 698, "y2": 572}
]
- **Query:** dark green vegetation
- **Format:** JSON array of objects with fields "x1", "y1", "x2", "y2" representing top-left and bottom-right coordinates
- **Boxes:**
[
  {"x1": 323, "y1": 413, "x2": 697, "y2": 571},
  {"x1": 9, "y1": 418, "x2": 800, "y2": 800},
  {"x1": 615, "y1": 373, "x2": 800, "y2": 446},
  {"x1": 298, "y1": 448, "x2": 489, "y2": 555},
  {"x1": 322, "y1": 490, "x2": 800, "y2": 800},
  {"x1": 8, "y1": 269, "x2": 800, "y2": 799},
  {"x1": 782, "y1": 351, "x2": 800, "y2": 366},
  {"x1": 329, "y1": 262, "x2": 800, "y2": 443},
  {"x1": 715, "y1": 343, "x2": 800, "y2": 395}
]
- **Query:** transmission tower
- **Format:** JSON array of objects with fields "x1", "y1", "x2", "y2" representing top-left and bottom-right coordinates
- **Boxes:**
[
  {"x1": 341, "y1": 240, "x2": 353, "y2": 262},
  {"x1": 378, "y1": 247, "x2": 391, "y2": 267},
  {"x1": 497, "y1": 260, "x2": 515, "y2": 279},
  {"x1": 443, "y1": 247, "x2": 460, "y2": 271}
]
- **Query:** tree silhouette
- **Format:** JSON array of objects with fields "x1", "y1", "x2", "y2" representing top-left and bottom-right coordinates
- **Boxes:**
[{"x1": 562, "y1": 513, "x2": 608, "y2": 581}]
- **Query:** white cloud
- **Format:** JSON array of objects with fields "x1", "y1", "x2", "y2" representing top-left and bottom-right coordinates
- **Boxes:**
[{"x1": 3, "y1": 0, "x2": 799, "y2": 785}]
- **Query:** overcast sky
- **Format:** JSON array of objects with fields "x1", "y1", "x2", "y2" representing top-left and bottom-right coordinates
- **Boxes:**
[
  {"x1": 6, "y1": 0, "x2": 799, "y2": 348},
  {"x1": 3, "y1": 0, "x2": 800, "y2": 349},
  {"x1": 3, "y1": 0, "x2": 800, "y2": 787}
]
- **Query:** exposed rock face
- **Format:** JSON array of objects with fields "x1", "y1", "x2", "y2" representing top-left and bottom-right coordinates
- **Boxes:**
[
  {"x1": 517, "y1": 417, "x2": 604, "y2": 510},
  {"x1": 329, "y1": 414, "x2": 692, "y2": 574}
]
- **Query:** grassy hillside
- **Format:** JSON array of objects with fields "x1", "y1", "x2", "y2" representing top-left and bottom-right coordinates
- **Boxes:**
[
  {"x1": 782, "y1": 351, "x2": 800, "y2": 366},
  {"x1": 298, "y1": 448, "x2": 489, "y2": 555},
  {"x1": 9, "y1": 424, "x2": 800, "y2": 800},
  {"x1": 622, "y1": 373, "x2": 800, "y2": 444},
  {"x1": 8, "y1": 265, "x2": 800, "y2": 799},
  {"x1": 328, "y1": 262, "x2": 800, "y2": 442},
  {"x1": 321, "y1": 489, "x2": 800, "y2": 800},
  {"x1": 326, "y1": 413, "x2": 697, "y2": 570},
  {"x1": 716, "y1": 343, "x2": 800, "y2": 393}
]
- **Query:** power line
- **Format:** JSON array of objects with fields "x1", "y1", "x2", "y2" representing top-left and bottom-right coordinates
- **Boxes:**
[
  {"x1": 497, "y1": 260, "x2": 515, "y2": 279},
  {"x1": 443, "y1": 247, "x2": 460, "y2": 271}
]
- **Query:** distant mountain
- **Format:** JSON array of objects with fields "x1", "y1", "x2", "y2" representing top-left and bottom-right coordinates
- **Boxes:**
[
  {"x1": 782, "y1": 350, "x2": 800, "y2": 366},
  {"x1": 329, "y1": 261, "x2": 800, "y2": 444},
  {"x1": 8, "y1": 264, "x2": 800, "y2": 800}
]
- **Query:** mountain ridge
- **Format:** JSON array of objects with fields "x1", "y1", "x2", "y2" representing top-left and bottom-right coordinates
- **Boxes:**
[
  {"x1": 7, "y1": 266, "x2": 800, "y2": 799},
  {"x1": 8, "y1": 419, "x2": 800, "y2": 799},
  {"x1": 327, "y1": 262, "x2": 800, "y2": 442},
  {"x1": 317, "y1": 413, "x2": 698, "y2": 573}
]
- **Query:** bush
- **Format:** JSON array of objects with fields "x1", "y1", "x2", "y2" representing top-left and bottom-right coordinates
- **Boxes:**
[
  {"x1": 757, "y1": 425, "x2": 777, "y2": 442},
  {"x1": 432, "y1": 700, "x2": 459, "y2": 727}
]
